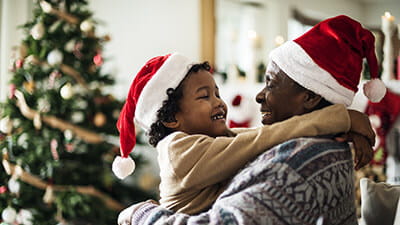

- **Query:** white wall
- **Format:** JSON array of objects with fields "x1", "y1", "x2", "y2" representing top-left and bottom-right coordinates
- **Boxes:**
[
  {"x1": 89, "y1": 0, "x2": 200, "y2": 99},
  {"x1": 0, "y1": 0, "x2": 32, "y2": 101}
]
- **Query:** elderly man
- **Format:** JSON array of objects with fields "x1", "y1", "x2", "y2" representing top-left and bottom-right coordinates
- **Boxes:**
[{"x1": 118, "y1": 15, "x2": 385, "y2": 225}]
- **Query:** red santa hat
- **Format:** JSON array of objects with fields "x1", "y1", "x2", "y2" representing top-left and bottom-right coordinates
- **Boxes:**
[
  {"x1": 269, "y1": 15, "x2": 386, "y2": 106},
  {"x1": 112, "y1": 53, "x2": 193, "y2": 179}
]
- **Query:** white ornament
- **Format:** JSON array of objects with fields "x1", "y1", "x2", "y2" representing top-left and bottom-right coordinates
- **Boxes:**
[
  {"x1": 38, "y1": 98, "x2": 51, "y2": 113},
  {"x1": 17, "y1": 133, "x2": 29, "y2": 148},
  {"x1": 0, "y1": 117, "x2": 13, "y2": 134},
  {"x1": 40, "y1": 1, "x2": 52, "y2": 13},
  {"x1": 80, "y1": 19, "x2": 94, "y2": 33},
  {"x1": 47, "y1": 49, "x2": 63, "y2": 66},
  {"x1": 64, "y1": 129, "x2": 73, "y2": 140},
  {"x1": 16, "y1": 209, "x2": 33, "y2": 225},
  {"x1": 60, "y1": 83, "x2": 73, "y2": 99},
  {"x1": 64, "y1": 39, "x2": 76, "y2": 52},
  {"x1": 2, "y1": 207, "x2": 17, "y2": 223},
  {"x1": 8, "y1": 178, "x2": 20, "y2": 194},
  {"x1": 30, "y1": 22, "x2": 45, "y2": 40},
  {"x1": 71, "y1": 112, "x2": 84, "y2": 123}
]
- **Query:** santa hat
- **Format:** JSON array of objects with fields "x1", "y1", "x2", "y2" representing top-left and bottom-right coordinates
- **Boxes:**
[
  {"x1": 113, "y1": 53, "x2": 193, "y2": 179},
  {"x1": 365, "y1": 90, "x2": 400, "y2": 164},
  {"x1": 269, "y1": 15, "x2": 386, "y2": 106}
]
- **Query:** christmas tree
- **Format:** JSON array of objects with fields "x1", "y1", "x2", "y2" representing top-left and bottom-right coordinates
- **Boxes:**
[{"x1": 0, "y1": 1, "x2": 155, "y2": 224}]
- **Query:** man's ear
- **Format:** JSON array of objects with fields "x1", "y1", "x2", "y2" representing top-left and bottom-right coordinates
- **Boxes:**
[
  {"x1": 303, "y1": 90, "x2": 323, "y2": 110},
  {"x1": 162, "y1": 120, "x2": 179, "y2": 129}
]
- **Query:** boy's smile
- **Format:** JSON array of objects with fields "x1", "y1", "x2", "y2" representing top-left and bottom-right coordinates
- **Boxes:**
[{"x1": 174, "y1": 70, "x2": 229, "y2": 137}]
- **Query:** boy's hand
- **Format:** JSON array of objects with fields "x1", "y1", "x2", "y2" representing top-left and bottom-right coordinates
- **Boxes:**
[
  {"x1": 347, "y1": 109, "x2": 375, "y2": 146},
  {"x1": 335, "y1": 132, "x2": 374, "y2": 170}
]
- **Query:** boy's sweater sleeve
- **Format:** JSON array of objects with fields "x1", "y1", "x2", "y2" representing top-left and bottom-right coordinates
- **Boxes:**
[{"x1": 165, "y1": 104, "x2": 350, "y2": 189}]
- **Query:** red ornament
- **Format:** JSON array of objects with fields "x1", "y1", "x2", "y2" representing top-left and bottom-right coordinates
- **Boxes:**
[
  {"x1": 15, "y1": 59, "x2": 24, "y2": 69},
  {"x1": 0, "y1": 185, "x2": 7, "y2": 194},
  {"x1": 93, "y1": 53, "x2": 103, "y2": 66},
  {"x1": 8, "y1": 84, "x2": 16, "y2": 99},
  {"x1": 50, "y1": 139, "x2": 59, "y2": 160}
]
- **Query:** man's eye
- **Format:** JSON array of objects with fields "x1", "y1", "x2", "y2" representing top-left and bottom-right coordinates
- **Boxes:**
[{"x1": 198, "y1": 95, "x2": 209, "y2": 99}]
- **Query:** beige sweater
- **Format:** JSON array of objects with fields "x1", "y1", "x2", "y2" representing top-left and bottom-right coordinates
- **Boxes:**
[{"x1": 156, "y1": 104, "x2": 350, "y2": 215}]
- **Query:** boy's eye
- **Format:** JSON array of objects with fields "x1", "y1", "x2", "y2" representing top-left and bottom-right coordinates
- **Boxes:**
[{"x1": 198, "y1": 95, "x2": 209, "y2": 99}]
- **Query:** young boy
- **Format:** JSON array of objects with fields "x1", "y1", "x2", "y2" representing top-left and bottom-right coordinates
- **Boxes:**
[{"x1": 112, "y1": 53, "x2": 374, "y2": 215}]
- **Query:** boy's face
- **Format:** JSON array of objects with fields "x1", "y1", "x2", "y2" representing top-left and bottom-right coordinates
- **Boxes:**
[
  {"x1": 256, "y1": 61, "x2": 308, "y2": 125},
  {"x1": 174, "y1": 70, "x2": 229, "y2": 137}
]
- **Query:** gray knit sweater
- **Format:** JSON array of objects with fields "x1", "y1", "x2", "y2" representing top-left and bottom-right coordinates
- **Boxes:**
[{"x1": 124, "y1": 137, "x2": 357, "y2": 225}]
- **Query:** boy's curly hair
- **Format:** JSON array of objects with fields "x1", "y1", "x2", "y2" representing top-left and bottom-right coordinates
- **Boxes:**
[{"x1": 148, "y1": 62, "x2": 211, "y2": 147}]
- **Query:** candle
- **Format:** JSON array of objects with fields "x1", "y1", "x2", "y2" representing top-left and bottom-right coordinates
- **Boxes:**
[{"x1": 381, "y1": 12, "x2": 395, "y2": 31}]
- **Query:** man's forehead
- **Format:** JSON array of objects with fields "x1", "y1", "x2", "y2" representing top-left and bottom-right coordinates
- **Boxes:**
[{"x1": 266, "y1": 61, "x2": 280, "y2": 75}]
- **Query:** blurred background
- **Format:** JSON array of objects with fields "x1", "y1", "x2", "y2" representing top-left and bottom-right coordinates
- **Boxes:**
[{"x1": 1, "y1": 0, "x2": 400, "y2": 224}]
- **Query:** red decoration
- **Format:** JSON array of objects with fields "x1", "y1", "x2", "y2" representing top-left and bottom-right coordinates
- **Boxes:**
[
  {"x1": 365, "y1": 90, "x2": 400, "y2": 164},
  {"x1": 50, "y1": 139, "x2": 59, "y2": 160},
  {"x1": 15, "y1": 59, "x2": 24, "y2": 69},
  {"x1": 93, "y1": 53, "x2": 103, "y2": 66},
  {"x1": 232, "y1": 95, "x2": 242, "y2": 106},
  {"x1": 0, "y1": 185, "x2": 7, "y2": 194},
  {"x1": 8, "y1": 84, "x2": 16, "y2": 99},
  {"x1": 229, "y1": 120, "x2": 251, "y2": 128}
]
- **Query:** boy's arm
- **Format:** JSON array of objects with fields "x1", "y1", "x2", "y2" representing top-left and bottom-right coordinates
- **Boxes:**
[{"x1": 168, "y1": 104, "x2": 351, "y2": 189}]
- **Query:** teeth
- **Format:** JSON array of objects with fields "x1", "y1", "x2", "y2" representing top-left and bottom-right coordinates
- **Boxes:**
[
  {"x1": 212, "y1": 115, "x2": 224, "y2": 120},
  {"x1": 262, "y1": 112, "x2": 271, "y2": 116}
]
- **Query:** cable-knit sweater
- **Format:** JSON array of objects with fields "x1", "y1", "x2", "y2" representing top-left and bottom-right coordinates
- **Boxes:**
[{"x1": 156, "y1": 104, "x2": 350, "y2": 214}]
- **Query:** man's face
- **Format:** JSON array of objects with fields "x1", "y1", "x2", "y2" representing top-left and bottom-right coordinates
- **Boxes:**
[{"x1": 255, "y1": 61, "x2": 308, "y2": 125}]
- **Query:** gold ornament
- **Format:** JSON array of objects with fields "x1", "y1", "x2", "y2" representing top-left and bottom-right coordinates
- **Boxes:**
[
  {"x1": 80, "y1": 19, "x2": 94, "y2": 33},
  {"x1": 23, "y1": 81, "x2": 36, "y2": 94},
  {"x1": 93, "y1": 112, "x2": 106, "y2": 127}
]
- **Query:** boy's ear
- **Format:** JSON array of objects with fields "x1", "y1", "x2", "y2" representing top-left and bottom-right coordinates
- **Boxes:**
[
  {"x1": 303, "y1": 90, "x2": 323, "y2": 110},
  {"x1": 162, "y1": 120, "x2": 180, "y2": 129}
]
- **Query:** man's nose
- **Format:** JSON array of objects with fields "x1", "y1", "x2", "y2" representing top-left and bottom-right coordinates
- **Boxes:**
[{"x1": 255, "y1": 88, "x2": 266, "y2": 104}]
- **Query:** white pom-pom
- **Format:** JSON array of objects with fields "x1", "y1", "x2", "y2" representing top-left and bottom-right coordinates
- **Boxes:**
[
  {"x1": 363, "y1": 79, "x2": 387, "y2": 102},
  {"x1": 112, "y1": 156, "x2": 135, "y2": 179}
]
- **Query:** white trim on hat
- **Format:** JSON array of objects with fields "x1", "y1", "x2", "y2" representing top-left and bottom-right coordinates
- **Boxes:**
[
  {"x1": 135, "y1": 53, "x2": 193, "y2": 131},
  {"x1": 269, "y1": 41, "x2": 355, "y2": 106}
]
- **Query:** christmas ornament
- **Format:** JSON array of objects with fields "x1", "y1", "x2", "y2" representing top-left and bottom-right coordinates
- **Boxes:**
[
  {"x1": 113, "y1": 109, "x2": 120, "y2": 119},
  {"x1": 17, "y1": 44, "x2": 28, "y2": 59},
  {"x1": 48, "y1": 70, "x2": 61, "y2": 88},
  {"x1": 80, "y1": 19, "x2": 94, "y2": 33},
  {"x1": 60, "y1": 83, "x2": 73, "y2": 99},
  {"x1": 23, "y1": 55, "x2": 39, "y2": 69},
  {"x1": 38, "y1": 98, "x2": 51, "y2": 113},
  {"x1": 8, "y1": 84, "x2": 16, "y2": 99},
  {"x1": 15, "y1": 59, "x2": 24, "y2": 69},
  {"x1": 93, "y1": 112, "x2": 106, "y2": 127},
  {"x1": 30, "y1": 22, "x2": 45, "y2": 40},
  {"x1": 73, "y1": 41, "x2": 83, "y2": 59},
  {"x1": 1, "y1": 207, "x2": 17, "y2": 223},
  {"x1": 71, "y1": 112, "x2": 84, "y2": 123},
  {"x1": 65, "y1": 143, "x2": 74, "y2": 153},
  {"x1": 64, "y1": 129, "x2": 73, "y2": 141},
  {"x1": 64, "y1": 39, "x2": 76, "y2": 52},
  {"x1": 93, "y1": 53, "x2": 103, "y2": 66},
  {"x1": 49, "y1": 20, "x2": 63, "y2": 33},
  {"x1": 23, "y1": 81, "x2": 35, "y2": 94},
  {"x1": 0, "y1": 117, "x2": 13, "y2": 134},
  {"x1": 43, "y1": 185, "x2": 55, "y2": 204},
  {"x1": 17, "y1": 133, "x2": 28, "y2": 148},
  {"x1": 0, "y1": 186, "x2": 7, "y2": 194},
  {"x1": 40, "y1": 0, "x2": 52, "y2": 13},
  {"x1": 47, "y1": 49, "x2": 63, "y2": 66},
  {"x1": 16, "y1": 209, "x2": 33, "y2": 225},
  {"x1": 8, "y1": 178, "x2": 20, "y2": 194},
  {"x1": 50, "y1": 139, "x2": 59, "y2": 160}
]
